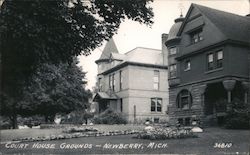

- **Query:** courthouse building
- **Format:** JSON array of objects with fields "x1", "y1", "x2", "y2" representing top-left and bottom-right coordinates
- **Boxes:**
[
  {"x1": 164, "y1": 4, "x2": 250, "y2": 126},
  {"x1": 93, "y1": 38, "x2": 169, "y2": 123}
]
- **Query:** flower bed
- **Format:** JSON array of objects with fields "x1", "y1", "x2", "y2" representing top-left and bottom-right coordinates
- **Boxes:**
[
  {"x1": 63, "y1": 127, "x2": 98, "y2": 133},
  {"x1": 12, "y1": 128, "x2": 140, "y2": 142},
  {"x1": 134, "y1": 126, "x2": 198, "y2": 140}
]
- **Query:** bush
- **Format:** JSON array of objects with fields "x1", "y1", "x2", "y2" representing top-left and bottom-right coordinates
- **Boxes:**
[
  {"x1": 225, "y1": 99, "x2": 250, "y2": 129},
  {"x1": 61, "y1": 111, "x2": 94, "y2": 124},
  {"x1": 93, "y1": 109, "x2": 127, "y2": 124},
  {"x1": 0, "y1": 116, "x2": 11, "y2": 129},
  {"x1": 18, "y1": 116, "x2": 44, "y2": 128}
]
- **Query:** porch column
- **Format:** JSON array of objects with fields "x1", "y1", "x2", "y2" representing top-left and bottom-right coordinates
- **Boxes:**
[
  {"x1": 223, "y1": 80, "x2": 236, "y2": 103},
  {"x1": 242, "y1": 81, "x2": 249, "y2": 104},
  {"x1": 223, "y1": 80, "x2": 236, "y2": 112}
]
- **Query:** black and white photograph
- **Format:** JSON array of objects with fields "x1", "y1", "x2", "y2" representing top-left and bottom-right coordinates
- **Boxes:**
[{"x1": 0, "y1": 0, "x2": 250, "y2": 154}]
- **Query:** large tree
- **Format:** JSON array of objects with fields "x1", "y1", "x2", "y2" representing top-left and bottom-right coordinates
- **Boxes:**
[
  {"x1": 0, "y1": 0, "x2": 153, "y2": 128},
  {"x1": 2, "y1": 59, "x2": 92, "y2": 127},
  {"x1": 22, "y1": 59, "x2": 92, "y2": 122}
]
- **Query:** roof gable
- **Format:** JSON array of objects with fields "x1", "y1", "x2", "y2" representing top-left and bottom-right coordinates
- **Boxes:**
[
  {"x1": 178, "y1": 4, "x2": 250, "y2": 44},
  {"x1": 194, "y1": 4, "x2": 250, "y2": 43}
]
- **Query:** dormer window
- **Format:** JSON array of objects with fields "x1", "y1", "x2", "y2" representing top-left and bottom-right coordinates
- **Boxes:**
[{"x1": 190, "y1": 29, "x2": 203, "y2": 44}]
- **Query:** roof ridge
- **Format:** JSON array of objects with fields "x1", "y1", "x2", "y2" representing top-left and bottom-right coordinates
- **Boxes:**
[
  {"x1": 193, "y1": 3, "x2": 248, "y2": 20},
  {"x1": 124, "y1": 47, "x2": 161, "y2": 55}
]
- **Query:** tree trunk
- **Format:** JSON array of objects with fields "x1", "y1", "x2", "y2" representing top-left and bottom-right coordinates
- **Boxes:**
[
  {"x1": 45, "y1": 115, "x2": 49, "y2": 123},
  {"x1": 10, "y1": 114, "x2": 18, "y2": 129}
]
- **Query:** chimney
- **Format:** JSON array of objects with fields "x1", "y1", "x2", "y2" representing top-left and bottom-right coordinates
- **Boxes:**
[{"x1": 162, "y1": 33, "x2": 169, "y2": 66}]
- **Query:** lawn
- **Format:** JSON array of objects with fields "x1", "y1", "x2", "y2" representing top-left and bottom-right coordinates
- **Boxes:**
[
  {"x1": 0, "y1": 127, "x2": 249, "y2": 154},
  {"x1": 0, "y1": 124, "x2": 144, "y2": 142}
]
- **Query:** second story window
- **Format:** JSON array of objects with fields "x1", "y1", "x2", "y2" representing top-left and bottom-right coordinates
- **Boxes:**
[
  {"x1": 207, "y1": 53, "x2": 214, "y2": 70},
  {"x1": 190, "y1": 29, "x2": 203, "y2": 44},
  {"x1": 207, "y1": 50, "x2": 223, "y2": 71},
  {"x1": 119, "y1": 70, "x2": 123, "y2": 90},
  {"x1": 109, "y1": 74, "x2": 115, "y2": 91},
  {"x1": 169, "y1": 64, "x2": 177, "y2": 78},
  {"x1": 98, "y1": 77, "x2": 102, "y2": 92},
  {"x1": 169, "y1": 47, "x2": 177, "y2": 55},
  {"x1": 184, "y1": 60, "x2": 191, "y2": 71},
  {"x1": 109, "y1": 75, "x2": 112, "y2": 89},
  {"x1": 153, "y1": 70, "x2": 159, "y2": 90},
  {"x1": 216, "y1": 51, "x2": 223, "y2": 68}
]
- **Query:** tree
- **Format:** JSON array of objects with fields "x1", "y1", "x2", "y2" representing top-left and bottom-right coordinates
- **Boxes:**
[
  {"x1": 0, "y1": 0, "x2": 153, "y2": 128},
  {"x1": 21, "y1": 60, "x2": 92, "y2": 123}
]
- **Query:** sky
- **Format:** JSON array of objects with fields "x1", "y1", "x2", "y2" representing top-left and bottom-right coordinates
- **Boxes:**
[{"x1": 78, "y1": 0, "x2": 250, "y2": 90}]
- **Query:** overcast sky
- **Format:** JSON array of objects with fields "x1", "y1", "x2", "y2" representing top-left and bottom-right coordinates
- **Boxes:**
[{"x1": 78, "y1": 0, "x2": 250, "y2": 90}]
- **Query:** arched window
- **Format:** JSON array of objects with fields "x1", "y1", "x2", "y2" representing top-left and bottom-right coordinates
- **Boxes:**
[{"x1": 177, "y1": 89, "x2": 192, "y2": 109}]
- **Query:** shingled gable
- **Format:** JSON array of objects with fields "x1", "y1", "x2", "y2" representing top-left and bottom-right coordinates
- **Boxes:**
[
  {"x1": 177, "y1": 3, "x2": 250, "y2": 44},
  {"x1": 95, "y1": 38, "x2": 119, "y2": 63}
]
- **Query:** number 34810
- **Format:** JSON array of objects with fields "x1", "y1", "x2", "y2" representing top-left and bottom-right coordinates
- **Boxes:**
[{"x1": 213, "y1": 143, "x2": 232, "y2": 148}]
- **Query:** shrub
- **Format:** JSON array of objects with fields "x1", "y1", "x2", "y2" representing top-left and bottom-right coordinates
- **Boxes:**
[
  {"x1": 0, "y1": 116, "x2": 11, "y2": 129},
  {"x1": 61, "y1": 110, "x2": 94, "y2": 124},
  {"x1": 93, "y1": 109, "x2": 127, "y2": 124},
  {"x1": 64, "y1": 127, "x2": 98, "y2": 133},
  {"x1": 225, "y1": 99, "x2": 250, "y2": 129}
]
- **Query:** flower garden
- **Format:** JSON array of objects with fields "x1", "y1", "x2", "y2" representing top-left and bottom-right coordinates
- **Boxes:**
[{"x1": 4, "y1": 123, "x2": 200, "y2": 143}]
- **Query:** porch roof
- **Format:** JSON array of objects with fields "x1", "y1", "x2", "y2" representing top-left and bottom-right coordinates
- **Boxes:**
[{"x1": 93, "y1": 92, "x2": 118, "y2": 102}]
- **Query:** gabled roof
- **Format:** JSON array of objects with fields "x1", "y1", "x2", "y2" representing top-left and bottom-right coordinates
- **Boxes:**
[
  {"x1": 96, "y1": 38, "x2": 119, "y2": 63},
  {"x1": 178, "y1": 3, "x2": 250, "y2": 43}
]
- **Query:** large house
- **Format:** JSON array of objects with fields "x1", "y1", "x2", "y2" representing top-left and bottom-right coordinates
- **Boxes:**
[
  {"x1": 93, "y1": 38, "x2": 169, "y2": 123},
  {"x1": 164, "y1": 4, "x2": 250, "y2": 126}
]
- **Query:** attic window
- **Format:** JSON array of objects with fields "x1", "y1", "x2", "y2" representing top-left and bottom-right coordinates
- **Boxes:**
[{"x1": 190, "y1": 29, "x2": 203, "y2": 44}]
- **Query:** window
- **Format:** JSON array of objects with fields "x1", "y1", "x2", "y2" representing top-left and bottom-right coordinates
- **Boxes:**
[
  {"x1": 177, "y1": 90, "x2": 192, "y2": 110},
  {"x1": 109, "y1": 74, "x2": 115, "y2": 91},
  {"x1": 207, "y1": 53, "x2": 214, "y2": 70},
  {"x1": 207, "y1": 50, "x2": 223, "y2": 71},
  {"x1": 153, "y1": 70, "x2": 159, "y2": 90},
  {"x1": 109, "y1": 75, "x2": 112, "y2": 89},
  {"x1": 190, "y1": 29, "x2": 203, "y2": 44},
  {"x1": 151, "y1": 98, "x2": 162, "y2": 112},
  {"x1": 184, "y1": 60, "x2": 191, "y2": 71},
  {"x1": 98, "y1": 77, "x2": 102, "y2": 92},
  {"x1": 216, "y1": 51, "x2": 223, "y2": 68},
  {"x1": 169, "y1": 64, "x2": 177, "y2": 78},
  {"x1": 120, "y1": 98, "x2": 123, "y2": 112},
  {"x1": 119, "y1": 70, "x2": 123, "y2": 90},
  {"x1": 153, "y1": 118, "x2": 159, "y2": 123},
  {"x1": 169, "y1": 47, "x2": 177, "y2": 55},
  {"x1": 112, "y1": 74, "x2": 115, "y2": 91}
]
